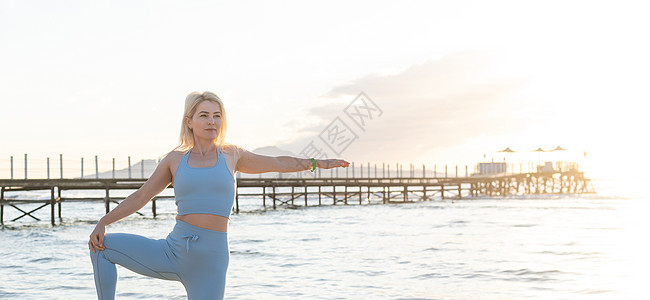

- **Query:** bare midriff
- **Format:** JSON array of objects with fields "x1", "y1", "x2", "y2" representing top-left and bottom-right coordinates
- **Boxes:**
[{"x1": 176, "y1": 214, "x2": 229, "y2": 232}]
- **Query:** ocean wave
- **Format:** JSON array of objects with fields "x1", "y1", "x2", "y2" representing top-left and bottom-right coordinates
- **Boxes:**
[{"x1": 498, "y1": 268, "x2": 563, "y2": 282}]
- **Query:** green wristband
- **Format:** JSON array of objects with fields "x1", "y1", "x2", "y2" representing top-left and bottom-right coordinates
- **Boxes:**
[{"x1": 310, "y1": 158, "x2": 316, "y2": 172}]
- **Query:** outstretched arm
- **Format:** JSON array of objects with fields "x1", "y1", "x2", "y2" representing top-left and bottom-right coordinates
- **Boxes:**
[{"x1": 236, "y1": 147, "x2": 350, "y2": 174}]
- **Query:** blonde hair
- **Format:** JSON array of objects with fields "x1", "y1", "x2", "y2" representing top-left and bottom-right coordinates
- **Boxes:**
[{"x1": 174, "y1": 91, "x2": 228, "y2": 152}]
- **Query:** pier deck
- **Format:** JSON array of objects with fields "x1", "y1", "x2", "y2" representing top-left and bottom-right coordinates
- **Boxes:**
[{"x1": 0, "y1": 170, "x2": 593, "y2": 226}]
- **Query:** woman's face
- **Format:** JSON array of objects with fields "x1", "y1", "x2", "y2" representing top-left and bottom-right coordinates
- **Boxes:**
[{"x1": 187, "y1": 100, "x2": 222, "y2": 141}]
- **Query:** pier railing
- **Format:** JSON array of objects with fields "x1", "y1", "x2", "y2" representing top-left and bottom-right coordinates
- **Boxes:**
[{"x1": 0, "y1": 154, "x2": 578, "y2": 180}]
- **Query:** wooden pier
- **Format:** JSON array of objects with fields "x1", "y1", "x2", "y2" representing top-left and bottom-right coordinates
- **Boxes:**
[{"x1": 0, "y1": 170, "x2": 593, "y2": 226}]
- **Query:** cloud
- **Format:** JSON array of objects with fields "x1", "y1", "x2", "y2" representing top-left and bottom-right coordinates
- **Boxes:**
[{"x1": 274, "y1": 52, "x2": 533, "y2": 164}]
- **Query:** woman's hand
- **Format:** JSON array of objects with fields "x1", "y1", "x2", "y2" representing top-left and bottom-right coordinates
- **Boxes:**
[
  {"x1": 317, "y1": 159, "x2": 350, "y2": 169},
  {"x1": 88, "y1": 222, "x2": 107, "y2": 253}
]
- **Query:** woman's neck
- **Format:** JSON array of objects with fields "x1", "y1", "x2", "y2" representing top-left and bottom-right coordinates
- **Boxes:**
[{"x1": 192, "y1": 140, "x2": 217, "y2": 156}]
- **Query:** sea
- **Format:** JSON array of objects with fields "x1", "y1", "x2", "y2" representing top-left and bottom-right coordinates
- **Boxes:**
[{"x1": 0, "y1": 177, "x2": 648, "y2": 299}]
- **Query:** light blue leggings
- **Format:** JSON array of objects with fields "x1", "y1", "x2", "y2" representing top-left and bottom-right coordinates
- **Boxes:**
[{"x1": 89, "y1": 219, "x2": 229, "y2": 300}]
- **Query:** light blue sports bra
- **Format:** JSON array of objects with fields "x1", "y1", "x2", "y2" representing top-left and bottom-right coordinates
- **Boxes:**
[{"x1": 173, "y1": 147, "x2": 236, "y2": 218}]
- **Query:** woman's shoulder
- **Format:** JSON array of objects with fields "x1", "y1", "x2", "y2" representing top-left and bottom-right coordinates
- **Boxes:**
[
  {"x1": 221, "y1": 143, "x2": 249, "y2": 160},
  {"x1": 167, "y1": 149, "x2": 189, "y2": 157},
  {"x1": 158, "y1": 149, "x2": 187, "y2": 165},
  {"x1": 221, "y1": 143, "x2": 246, "y2": 153}
]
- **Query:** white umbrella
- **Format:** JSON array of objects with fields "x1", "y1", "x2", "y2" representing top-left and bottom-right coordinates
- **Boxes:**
[
  {"x1": 551, "y1": 146, "x2": 567, "y2": 171},
  {"x1": 498, "y1": 147, "x2": 516, "y2": 174},
  {"x1": 531, "y1": 148, "x2": 546, "y2": 172}
]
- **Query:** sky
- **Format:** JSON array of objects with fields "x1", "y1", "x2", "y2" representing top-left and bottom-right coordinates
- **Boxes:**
[{"x1": 1, "y1": 0, "x2": 649, "y2": 180}]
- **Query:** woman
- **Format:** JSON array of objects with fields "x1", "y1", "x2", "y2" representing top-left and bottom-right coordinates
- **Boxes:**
[{"x1": 88, "y1": 91, "x2": 350, "y2": 300}]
